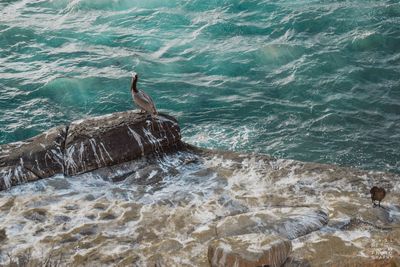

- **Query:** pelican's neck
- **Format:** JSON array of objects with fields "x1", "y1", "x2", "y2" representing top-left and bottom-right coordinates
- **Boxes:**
[{"x1": 131, "y1": 77, "x2": 139, "y2": 93}]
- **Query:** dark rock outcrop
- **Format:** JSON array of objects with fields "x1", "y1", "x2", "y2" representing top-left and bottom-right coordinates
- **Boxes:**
[
  {"x1": 0, "y1": 111, "x2": 182, "y2": 190},
  {"x1": 0, "y1": 126, "x2": 66, "y2": 190},
  {"x1": 63, "y1": 112, "x2": 181, "y2": 176}
]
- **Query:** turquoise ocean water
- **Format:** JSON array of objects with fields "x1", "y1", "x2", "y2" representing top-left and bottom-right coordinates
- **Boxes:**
[{"x1": 0, "y1": 0, "x2": 399, "y2": 173}]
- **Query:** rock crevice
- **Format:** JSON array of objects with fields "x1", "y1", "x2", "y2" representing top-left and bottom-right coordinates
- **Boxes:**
[{"x1": 61, "y1": 124, "x2": 70, "y2": 175}]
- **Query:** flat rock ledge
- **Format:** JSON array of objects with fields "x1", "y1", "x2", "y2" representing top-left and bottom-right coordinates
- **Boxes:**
[
  {"x1": 0, "y1": 111, "x2": 182, "y2": 190},
  {"x1": 208, "y1": 233, "x2": 292, "y2": 267}
]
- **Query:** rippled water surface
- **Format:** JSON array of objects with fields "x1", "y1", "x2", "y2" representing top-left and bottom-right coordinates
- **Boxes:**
[{"x1": 1, "y1": 0, "x2": 400, "y2": 172}]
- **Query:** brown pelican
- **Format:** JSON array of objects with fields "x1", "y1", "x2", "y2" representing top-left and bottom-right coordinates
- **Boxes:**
[
  {"x1": 370, "y1": 186, "x2": 386, "y2": 207},
  {"x1": 130, "y1": 73, "x2": 157, "y2": 116}
]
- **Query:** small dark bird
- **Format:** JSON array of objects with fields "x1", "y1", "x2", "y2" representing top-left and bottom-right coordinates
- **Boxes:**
[
  {"x1": 130, "y1": 73, "x2": 157, "y2": 116},
  {"x1": 370, "y1": 186, "x2": 386, "y2": 207}
]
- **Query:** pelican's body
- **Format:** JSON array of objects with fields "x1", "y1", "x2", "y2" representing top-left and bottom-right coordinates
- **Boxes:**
[{"x1": 130, "y1": 74, "x2": 157, "y2": 115}]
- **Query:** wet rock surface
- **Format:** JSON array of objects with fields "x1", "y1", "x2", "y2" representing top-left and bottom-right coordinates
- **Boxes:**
[
  {"x1": 64, "y1": 111, "x2": 181, "y2": 176},
  {"x1": 208, "y1": 234, "x2": 292, "y2": 267},
  {"x1": 0, "y1": 145, "x2": 399, "y2": 266},
  {"x1": 0, "y1": 126, "x2": 66, "y2": 190},
  {"x1": 0, "y1": 111, "x2": 181, "y2": 190}
]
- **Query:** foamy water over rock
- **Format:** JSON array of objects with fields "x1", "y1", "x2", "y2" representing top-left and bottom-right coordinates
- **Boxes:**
[
  {"x1": 215, "y1": 208, "x2": 328, "y2": 240},
  {"x1": 0, "y1": 148, "x2": 399, "y2": 266},
  {"x1": 0, "y1": 113, "x2": 399, "y2": 266},
  {"x1": 208, "y1": 234, "x2": 291, "y2": 267}
]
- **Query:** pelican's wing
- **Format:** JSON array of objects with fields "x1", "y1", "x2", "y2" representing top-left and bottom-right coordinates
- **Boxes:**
[
  {"x1": 139, "y1": 90, "x2": 157, "y2": 112},
  {"x1": 139, "y1": 90, "x2": 153, "y2": 104}
]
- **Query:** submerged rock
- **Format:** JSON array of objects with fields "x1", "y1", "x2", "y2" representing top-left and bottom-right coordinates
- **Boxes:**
[
  {"x1": 208, "y1": 233, "x2": 291, "y2": 267},
  {"x1": 289, "y1": 232, "x2": 400, "y2": 267},
  {"x1": 0, "y1": 111, "x2": 182, "y2": 190},
  {"x1": 272, "y1": 209, "x2": 329, "y2": 240},
  {"x1": 0, "y1": 228, "x2": 6, "y2": 242},
  {"x1": 282, "y1": 256, "x2": 311, "y2": 267},
  {"x1": 216, "y1": 208, "x2": 328, "y2": 240}
]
